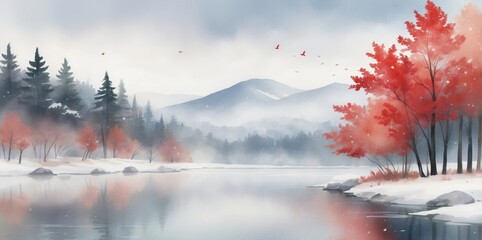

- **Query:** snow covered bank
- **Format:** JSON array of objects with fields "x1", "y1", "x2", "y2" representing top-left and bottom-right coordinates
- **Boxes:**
[
  {"x1": 0, "y1": 158, "x2": 371, "y2": 176},
  {"x1": 0, "y1": 158, "x2": 181, "y2": 176},
  {"x1": 323, "y1": 173, "x2": 482, "y2": 224}
]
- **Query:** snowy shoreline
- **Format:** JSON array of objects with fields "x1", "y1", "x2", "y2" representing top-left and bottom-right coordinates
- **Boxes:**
[
  {"x1": 0, "y1": 158, "x2": 371, "y2": 176},
  {"x1": 324, "y1": 172, "x2": 482, "y2": 224}
]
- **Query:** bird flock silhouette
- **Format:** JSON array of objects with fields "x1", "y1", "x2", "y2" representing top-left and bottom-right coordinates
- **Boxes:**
[
  {"x1": 101, "y1": 43, "x2": 350, "y2": 78},
  {"x1": 273, "y1": 44, "x2": 349, "y2": 76}
]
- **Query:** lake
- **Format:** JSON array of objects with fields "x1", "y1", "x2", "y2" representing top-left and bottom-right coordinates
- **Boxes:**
[{"x1": 0, "y1": 167, "x2": 480, "y2": 240}]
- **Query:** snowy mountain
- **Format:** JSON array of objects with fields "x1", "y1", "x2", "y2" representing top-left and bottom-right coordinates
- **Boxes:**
[
  {"x1": 165, "y1": 78, "x2": 302, "y2": 111},
  {"x1": 158, "y1": 79, "x2": 367, "y2": 135}
]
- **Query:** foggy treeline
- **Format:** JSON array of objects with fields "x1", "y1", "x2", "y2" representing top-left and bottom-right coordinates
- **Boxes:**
[{"x1": 0, "y1": 43, "x2": 341, "y2": 165}]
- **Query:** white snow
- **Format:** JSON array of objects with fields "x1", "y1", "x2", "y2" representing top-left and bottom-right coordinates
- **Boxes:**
[
  {"x1": 256, "y1": 90, "x2": 280, "y2": 100},
  {"x1": 0, "y1": 158, "x2": 366, "y2": 176},
  {"x1": 49, "y1": 102, "x2": 62, "y2": 108},
  {"x1": 64, "y1": 109, "x2": 80, "y2": 118},
  {"x1": 330, "y1": 172, "x2": 482, "y2": 224},
  {"x1": 412, "y1": 202, "x2": 482, "y2": 224},
  {"x1": 328, "y1": 173, "x2": 361, "y2": 183}
]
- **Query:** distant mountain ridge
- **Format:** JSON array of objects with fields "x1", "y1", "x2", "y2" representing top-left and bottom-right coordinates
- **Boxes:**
[
  {"x1": 157, "y1": 79, "x2": 367, "y2": 132},
  {"x1": 166, "y1": 78, "x2": 303, "y2": 111},
  {"x1": 131, "y1": 92, "x2": 200, "y2": 110}
]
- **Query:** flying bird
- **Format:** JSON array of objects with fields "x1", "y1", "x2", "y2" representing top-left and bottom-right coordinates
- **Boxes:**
[
  {"x1": 335, "y1": 64, "x2": 339, "y2": 66},
  {"x1": 275, "y1": 44, "x2": 280, "y2": 50},
  {"x1": 345, "y1": 68, "x2": 348, "y2": 70},
  {"x1": 300, "y1": 51, "x2": 306, "y2": 56},
  {"x1": 178, "y1": 50, "x2": 183, "y2": 54},
  {"x1": 101, "y1": 52, "x2": 105, "y2": 56}
]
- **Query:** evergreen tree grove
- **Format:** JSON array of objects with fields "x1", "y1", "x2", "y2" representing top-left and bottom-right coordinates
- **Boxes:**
[
  {"x1": 0, "y1": 44, "x2": 20, "y2": 108},
  {"x1": 93, "y1": 71, "x2": 120, "y2": 158},
  {"x1": 55, "y1": 58, "x2": 83, "y2": 112},
  {"x1": 21, "y1": 48, "x2": 53, "y2": 118}
]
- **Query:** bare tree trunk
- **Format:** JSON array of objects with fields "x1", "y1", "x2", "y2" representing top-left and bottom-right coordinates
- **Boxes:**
[
  {"x1": 18, "y1": 150, "x2": 23, "y2": 164},
  {"x1": 457, "y1": 111, "x2": 464, "y2": 174},
  {"x1": 477, "y1": 115, "x2": 482, "y2": 171},
  {"x1": 467, "y1": 117, "x2": 473, "y2": 173},
  {"x1": 412, "y1": 139, "x2": 426, "y2": 177},
  {"x1": 429, "y1": 112, "x2": 437, "y2": 175},
  {"x1": 101, "y1": 126, "x2": 107, "y2": 159}
]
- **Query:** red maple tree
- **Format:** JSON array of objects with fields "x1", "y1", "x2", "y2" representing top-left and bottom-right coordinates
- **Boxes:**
[
  {"x1": 325, "y1": 98, "x2": 410, "y2": 173},
  {"x1": 106, "y1": 125, "x2": 127, "y2": 158},
  {"x1": 0, "y1": 113, "x2": 31, "y2": 162},
  {"x1": 77, "y1": 124, "x2": 99, "y2": 161},
  {"x1": 160, "y1": 133, "x2": 192, "y2": 163}
]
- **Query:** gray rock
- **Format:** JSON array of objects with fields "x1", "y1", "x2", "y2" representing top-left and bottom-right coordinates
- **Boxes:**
[
  {"x1": 324, "y1": 178, "x2": 359, "y2": 192},
  {"x1": 158, "y1": 166, "x2": 178, "y2": 173},
  {"x1": 370, "y1": 193, "x2": 400, "y2": 203},
  {"x1": 427, "y1": 191, "x2": 475, "y2": 208},
  {"x1": 91, "y1": 168, "x2": 107, "y2": 175},
  {"x1": 324, "y1": 182, "x2": 341, "y2": 190},
  {"x1": 29, "y1": 167, "x2": 54, "y2": 175},
  {"x1": 123, "y1": 166, "x2": 139, "y2": 173}
]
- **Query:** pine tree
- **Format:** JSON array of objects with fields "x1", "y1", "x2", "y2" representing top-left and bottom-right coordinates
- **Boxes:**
[
  {"x1": 0, "y1": 44, "x2": 20, "y2": 107},
  {"x1": 21, "y1": 48, "x2": 53, "y2": 118},
  {"x1": 144, "y1": 101, "x2": 154, "y2": 129},
  {"x1": 117, "y1": 80, "x2": 130, "y2": 121},
  {"x1": 159, "y1": 115, "x2": 166, "y2": 141},
  {"x1": 55, "y1": 58, "x2": 82, "y2": 112},
  {"x1": 93, "y1": 71, "x2": 119, "y2": 158}
]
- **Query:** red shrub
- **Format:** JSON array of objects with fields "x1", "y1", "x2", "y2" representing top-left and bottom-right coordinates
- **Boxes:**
[{"x1": 359, "y1": 168, "x2": 419, "y2": 183}]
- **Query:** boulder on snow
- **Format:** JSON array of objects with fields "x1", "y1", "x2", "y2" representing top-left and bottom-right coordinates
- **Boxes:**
[
  {"x1": 91, "y1": 168, "x2": 107, "y2": 175},
  {"x1": 324, "y1": 178, "x2": 359, "y2": 192},
  {"x1": 29, "y1": 167, "x2": 54, "y2": 175},
  {"x1": 122, "y1": 166, "x2": 139, "y2": 174},
  {"x1": 158, "y1": 166, "x2": 179, "y2": 173},
  {"x1": 427, "y1": 191, "x2": 475, "y2": 208}
]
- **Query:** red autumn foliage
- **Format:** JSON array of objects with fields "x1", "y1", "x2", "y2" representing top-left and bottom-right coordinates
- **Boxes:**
[
  {"x1": 160, "y1": 133, "x2": 192, "y2": 163},
  {"x1": 119, "y1": 138, "x2": 142, "y2": 159},
  {"x1": 324, "y1": 98, "x2": 409, "y2": 159},
  {"x1": 31, "y1": 120, "x2": 65, "y2": 162},
  {"x1": 0, "y1": 112, "x2": 31, "y2": 162},
  {"x1": 106, "y1": 125, "x2": 128, "y2": 158},
  {"x1": 359, "y1": 169, "x2": 419, "y2": 183},
  {"x1": 77, "y1": 124, "x2": 99, "y2": 160}
]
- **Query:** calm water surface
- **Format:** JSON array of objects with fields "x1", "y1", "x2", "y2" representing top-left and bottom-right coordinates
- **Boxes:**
[{"x1": 0, "y1": 167, "x2": 480, "y2": 240}]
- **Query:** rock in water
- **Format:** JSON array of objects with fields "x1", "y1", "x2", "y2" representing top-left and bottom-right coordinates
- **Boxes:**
[
  {"x1": 91, "y1": 168, "x2": 107, "y2": 175},
  {"x1": 123, "y1": 166, "x2": 139, "y2": 173},
  {"x1": 29, "y1": 167, "x2": 54, "y2": 175},
  {"x1": 427, "y1": 191, "x2": 475, "y2": 208},
  {"x1": 324, "y1": 178, "x2": 359, "y2": 191}
]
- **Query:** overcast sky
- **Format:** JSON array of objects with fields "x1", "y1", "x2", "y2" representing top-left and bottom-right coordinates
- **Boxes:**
[{"x1": 0, "y1": 0, "x2": 475, "y2": 96}]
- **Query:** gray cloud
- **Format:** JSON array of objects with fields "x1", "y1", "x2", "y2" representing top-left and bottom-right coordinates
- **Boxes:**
[{"x1": 0, "y1": 0, "x2": 475, "y2": 96}]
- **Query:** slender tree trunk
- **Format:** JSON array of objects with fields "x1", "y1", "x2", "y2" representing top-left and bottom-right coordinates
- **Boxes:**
[
  {"x1": 412, "y1": 142, "x2": 426, "y2": 177},
  {"x1": 7, "y1": 142, "x2": 12, "y2": 162},
  {"x1": 457, "y1": 112, "x2": 464, "y2": 174},
  {"x1": 467, "y1": 117, "x2": 473, "y2": 173},
  {"x1": 1, "y1": 143, "x2": 5, "y2": 159},
  {"x1": 101, "y1": 126, "x2": 107, "y2": 159},
  {"x1": 477, "y1": 115, "x2": 482, "y2": 171},
  {"x1": 18, "y1": 150, "x2": 23, "y2": 164},
  {"x1": 429, "y1": 112, "x2": 437, "y2": 175},
  {"x1": 442, "y1": 141, "x2": 448, "y2": 174},
  {"x1": 441, "y1": 120, "x2": 451, "y2": 175}
]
